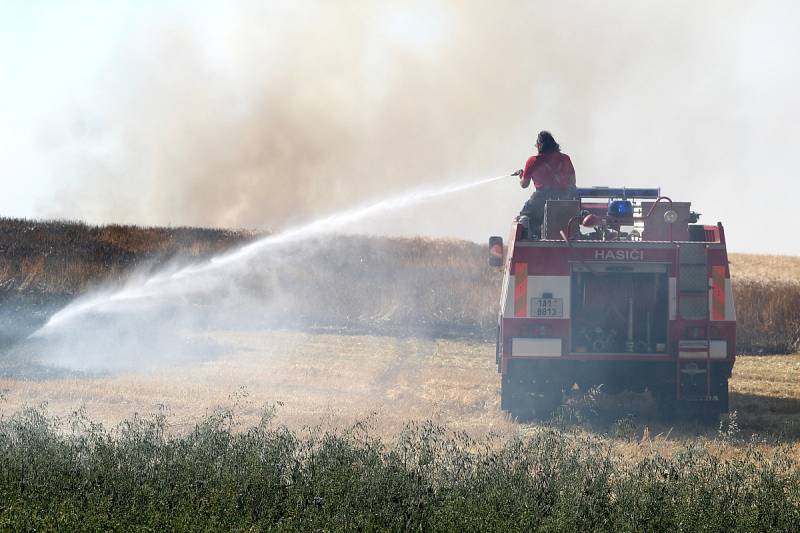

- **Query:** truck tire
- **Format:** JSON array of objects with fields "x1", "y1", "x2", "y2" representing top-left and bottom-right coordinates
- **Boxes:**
[
  {"x1": 502, "y1": 376, "x2": 564, "y2": 422},
  {"x1": 501, "y1": 378, "x2": 532, "y2": 421},
  {"x1": 651, "y1": 385, "x2": 677, "y2": 422},
  {"x1": 652, "y1": 378, "x2": 728, "y2": 425},
  {"x1": 717, "y1": 377, "x2": 730, "y2": 414},
  {"x1": 695, "y1": 377, "x2": 729, "y2": 425},
  {"x1": 501, "y1": 378, "x2": 554, "y2": 421},
  {"x1": 530, "y1": 382, "x2": 562, "y2": 419}
]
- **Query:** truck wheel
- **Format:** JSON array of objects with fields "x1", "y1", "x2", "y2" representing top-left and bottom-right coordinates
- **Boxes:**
[
  {"x1": 696, "y1": 378, "x2": 729, "y2": 425},
  {"x1": 694, "y1": 402, "x2": 723, "y2": 425},
  {"x1": 717, "y1": 378, "x2": 729, "y2": 414},
  {"x1": 530, "y1": 382, "x2": 562, "y2": 420},
  {"x1": 501, "y1": 377, "x2": 524, "y2": 418},
  {"x1": 501, "y1": 378, "x2": 539, "y2": 422},
  {"x1": 651, "y1": 386, "x2": 676, "y2": 422},
  {"x1": 502, "y1": 378, "x2": 563, "y2": 421},
  {"x1": 690, "y1": 378, "x2": 729, "y2": 425},
  {"x1": 500, "y1": 378, "x2": 514, "y2": 411}
]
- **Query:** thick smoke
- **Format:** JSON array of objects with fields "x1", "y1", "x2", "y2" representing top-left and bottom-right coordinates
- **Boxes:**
[
  {"x1": 10, "y1": 0, "x2": 798, "y2": 373},
  {"x1": 41, "y1": 1, "x2": 800, "y2": 252},
  {"x1": 50, "y1": 1, "x2": 521, "y2": 235}
]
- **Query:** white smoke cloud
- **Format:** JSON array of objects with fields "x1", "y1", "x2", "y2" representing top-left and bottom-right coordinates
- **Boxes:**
[{"x1": 21, "y1": 0, "x2": 795, "y2": 254}]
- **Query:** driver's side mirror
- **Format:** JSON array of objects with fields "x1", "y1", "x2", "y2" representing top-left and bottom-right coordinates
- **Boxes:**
[{"x1": 488, "y1": 236, "x2": 504, "y2": 267}]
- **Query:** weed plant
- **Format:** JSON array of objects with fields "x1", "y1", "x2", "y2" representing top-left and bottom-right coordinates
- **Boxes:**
[{"x1": 0, "y1": 406, "x2": 798, "y2": 531}]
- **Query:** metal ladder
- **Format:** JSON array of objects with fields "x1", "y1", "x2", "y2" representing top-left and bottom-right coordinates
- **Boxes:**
[{"x1": 675, "y1": 243, "x2": 711, "y2": 401}]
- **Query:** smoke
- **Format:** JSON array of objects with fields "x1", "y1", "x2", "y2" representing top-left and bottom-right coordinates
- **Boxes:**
[
  {"x1": 24, "y1": 174, "x2": 504, "y2": 372},
  {"x1": 48, "y1": 1, "x2": 521, "y2": 234},
  {"x1": 38, "y1": 0, "x2": 800, "y2": 253},
  {"x1": 10, "y1": 0, "x2": 799, "y2": 373}
]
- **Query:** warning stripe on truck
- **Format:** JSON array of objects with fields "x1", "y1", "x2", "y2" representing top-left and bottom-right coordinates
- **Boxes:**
[
  {"x1": 711, "y1": 265, "x2": 726, "y2": 320},
  {"x1": 514, "y1": 262, "x2": 528, "y2": 317}
]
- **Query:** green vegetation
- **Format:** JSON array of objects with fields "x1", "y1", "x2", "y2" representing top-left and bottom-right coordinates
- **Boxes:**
[{"x1": 0, "y1": 406, "x2": 797, "y2": 531}]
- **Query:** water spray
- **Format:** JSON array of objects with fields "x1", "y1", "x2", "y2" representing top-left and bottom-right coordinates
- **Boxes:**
[{"x1": 35, "y1": 173, "x2": 511, "y2": 335}]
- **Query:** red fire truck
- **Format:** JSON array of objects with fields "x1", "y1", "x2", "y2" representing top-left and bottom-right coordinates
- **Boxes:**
[{"x1": 490, "y1": 187, "x2": 735, "y2": 421}]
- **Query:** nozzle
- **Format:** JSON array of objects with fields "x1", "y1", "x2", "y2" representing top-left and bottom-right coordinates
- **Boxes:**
[{"x1": 511, "y1": 169, "x2": 523, "y2": 177}]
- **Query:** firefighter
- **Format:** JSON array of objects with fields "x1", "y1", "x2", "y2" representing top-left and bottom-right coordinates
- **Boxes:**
[{"x1": 513, "y1": 131, "x2": 577, "y2": 239}]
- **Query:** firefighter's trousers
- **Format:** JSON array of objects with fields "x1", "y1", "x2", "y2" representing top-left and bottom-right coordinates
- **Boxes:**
[{"x1": 519, "y1": 186, "x2": 577, "y2": 238}]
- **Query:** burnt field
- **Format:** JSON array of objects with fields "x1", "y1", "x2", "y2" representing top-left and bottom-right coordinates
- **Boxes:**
[
  {"x1": 1, "y1": 217, "x2": 799, "y2": 353},
  {"x1": 1, "y1": 331, "x2": 799, "y2": 530},
  {"x1": 1, "y1": 217, "x2": 800, "y2": 529}
]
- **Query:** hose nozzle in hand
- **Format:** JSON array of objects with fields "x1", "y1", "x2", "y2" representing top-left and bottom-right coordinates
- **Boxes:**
[{"x1": 511, "y1": 169, "x2": 523, "y2": 177}]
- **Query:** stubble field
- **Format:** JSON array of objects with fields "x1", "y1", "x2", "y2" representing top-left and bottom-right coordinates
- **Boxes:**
[
  {"x1": 2, "y1": 328, "x2": 800, "y2": 443},
  {"x1": 2, "y1": 329, "x2": 800, "y2": 530},
  {"x1": 1, "y1": 218, "x2": 800, "y2": 530}
]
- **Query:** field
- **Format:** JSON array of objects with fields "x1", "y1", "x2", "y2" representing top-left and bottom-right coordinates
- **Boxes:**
[
  {"x1": 1, "y1": 218, "x2": 800, "y2": 529},
  {"x1": 1, "y1": 331, "x2": 800, "y2": 530},
  {"x1": 3, "y1": 217, "x2": 800, "y2": 353},
  {"x1": 2, "y1": 330, "x2": 800, "y2": 441}
]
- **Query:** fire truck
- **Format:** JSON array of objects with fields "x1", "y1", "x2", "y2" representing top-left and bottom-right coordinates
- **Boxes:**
[{"x1": 490, "y1": 187, "x2": 736, "y2": 421}]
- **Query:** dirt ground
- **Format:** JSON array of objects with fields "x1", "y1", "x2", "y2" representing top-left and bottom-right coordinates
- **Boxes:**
[{"x1": 1, "y1": 329, "x2": 798, "y2": 446}]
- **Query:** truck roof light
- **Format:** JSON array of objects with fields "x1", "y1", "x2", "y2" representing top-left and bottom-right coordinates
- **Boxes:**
[
  {"x1": 608, "y1": 200, "x2": 634, "y2": 218},
  {"x1": 576, "y1": 187, "x2": 661, "y2": 199},
  {"x1": 488, "y1": 236, "x2": 503, "y2": 267}
]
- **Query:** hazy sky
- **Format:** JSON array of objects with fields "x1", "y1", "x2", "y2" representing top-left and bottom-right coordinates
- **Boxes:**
[{"x1": 1, "y1": 0, "x2": 799, "y2": 254}]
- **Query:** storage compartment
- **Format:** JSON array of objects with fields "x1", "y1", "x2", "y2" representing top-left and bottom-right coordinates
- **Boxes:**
[
  {"x1": 570, "y1": 265, "x2": 669, "y2": 354},
  {"x1": 641, "y1": 201, "x2": 691, "y2": 241},
  {"x1": 543, "y1": 200, "x2": 580, "y2": 240}
]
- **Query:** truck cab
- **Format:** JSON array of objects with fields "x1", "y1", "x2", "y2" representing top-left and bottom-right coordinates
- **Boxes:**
[{"x1": 491, "y1": 187, "x2": 735, "y2": 421}]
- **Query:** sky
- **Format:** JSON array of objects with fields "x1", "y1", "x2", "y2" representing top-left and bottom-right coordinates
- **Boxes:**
[{"x1": 1, "y1": 0, "x2": 799, "y2": 254}]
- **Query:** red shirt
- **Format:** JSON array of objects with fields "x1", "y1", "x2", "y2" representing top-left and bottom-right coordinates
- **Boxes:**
[{"x1": 522, "y1": 151, "x2": 576, "y2": 190}]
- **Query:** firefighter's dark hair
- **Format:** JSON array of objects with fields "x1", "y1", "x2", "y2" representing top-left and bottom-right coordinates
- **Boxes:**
[{"x1": 537, "y1": 131, "x2": 560, "y2": 153}]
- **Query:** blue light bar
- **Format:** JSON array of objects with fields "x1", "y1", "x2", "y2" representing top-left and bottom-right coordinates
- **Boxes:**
[
  {"x1": 576, "y1": 187, "x2": 661, "y2": 199},
  {"x1": 608, "y1": 200, "x2": 634, "y2": 218}
]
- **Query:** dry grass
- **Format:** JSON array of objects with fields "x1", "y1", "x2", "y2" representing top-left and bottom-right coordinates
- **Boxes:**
[
  {"x1": 730, "y1": 352, "x2": 800, "y2": 437},
  {"x1": 2, "y1": 327, "x2": 799, "y2": 529},
  {"x1": 0, "y1": 217, "x2": 255, "y2": 294},
  {"x1": 2, "y1": 218, "x2": 800, "y2": 352},
  {"x1": 2, "y1": 330, "x2": 799, "y2": 452},
  {"x1": 729, "y1": 252, "x2": 800, "y2": 282},
  {"x1": 0, "y1": 331, "x2": 515, "y2": 441},
  {"x1": 733, "y1": 278, "x2": 800, "y2": 353},
  {"x1": 728, "y1": 253, "x2": 800, "y2": 353},
  {"x1": 1, "y1": 223, "x2": 799, "y2": 528}
]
